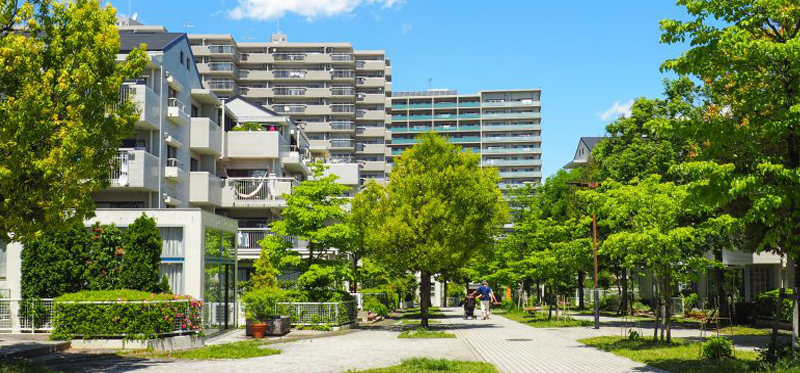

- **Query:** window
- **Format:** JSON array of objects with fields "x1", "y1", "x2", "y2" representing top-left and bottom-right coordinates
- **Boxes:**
[
  {"x1": 168, "y1": 87, "x2": 177, "y2": 99},
  {"x1": 749, "y1": 266, "x2": 772, "y2": 297},
  {"x1": 180, "y1": 51, "x2": 185, "y2": 65},
  {"x1": 159, "y1": 227, "x2": 184, "y2": 257},
  {"x1": 160, "y1": 263, "x2": 184, "y2": 294},
  {"x1": 186, "y1": 57, "x2": 191, "y2": 70},
  {"x1": 190, "y1": 158, "x2": 199, "y2": 171},
  {"x1": 0, "y1": 240, "x2": 6, "y2": 279},
  {"x1": 191, "y1": 105, "x2": 199, "y2": 117},
  {"x1": 167, "y1": 145, "x2": 177, "y2": 159}
]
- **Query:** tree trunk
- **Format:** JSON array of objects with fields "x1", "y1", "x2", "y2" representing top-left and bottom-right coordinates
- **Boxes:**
[
  {"x1": 350, "y1": 256, "x2": 359, "y2": 293},
  {"x1": 714, "y1": 249, "x2": 729, "y2": 320},
  {"x1": 548, "y1": 287, "x2": 554, "y2": 320},
  {"x1": 442, "y1": 280, "x2": 448, "y2": 307},
  {"x1": 578, "y1": 271, "x2": 586, "y2": 309},
  {"x1": 665, "y1": 271, "x2": 672, "y2": 342},
  {"x1": 653, "y1": 276, "x2": 660, "y2": 341},
  {"x1": 420, "y1": 271, "x2": 431, "y2": 328},
  {"x1": 621, "y1": 269, "x2": 629, "y2": 316},
  {"x1": 794, "y1": 259, "x2": 800, "y2": 347},
  {"x1": 771, "y1": 286, "x2": 786, "y2": 352}
]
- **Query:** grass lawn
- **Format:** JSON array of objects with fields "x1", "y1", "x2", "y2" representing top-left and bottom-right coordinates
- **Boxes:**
[
  {"x1": 123, "y1": 340, "x2": 281, "y2": 360},
  {"x1": 0, "y1": 359, "x2": 53, "y2": 373},
  {"x1": 714, "y1": 326, "x2": 772, "y2": 336},
  {"x1": 398, "y1": 328, "x2": 456, "y2": 339},
  {"x1": 357, "y1": 357, "x2": 498, "y2": 372},
  {"x1": 502, "y1": 309, "x2": 593, "y2": 328},
  {"x1": 401, "y1": 319, "x2": 442, "y2": 325},
  {"x1": 578, "y1": 336, "x2": 760, "y2": 373}
]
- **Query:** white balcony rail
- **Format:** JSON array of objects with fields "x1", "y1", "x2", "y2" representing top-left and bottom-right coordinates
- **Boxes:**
[
  {"x1": 207, "y1": 80, "x2": 236, "y2": 90},
  {"x1": 166, "y1": 158, "x2": 184, "y2": 171},
  {"x1": 225, "y1": 177, "x2": 299, "y2": 202},
  {"x1": 110, "y1": 150, "x2": 129, "y2": 182},
  {"x1": 274, "y1": 87, "x2": 306, "y2": 96},
  {"x1": 331, "y1": 104, "x2": 355, "y2": 113},
  {"x1": 331, "y1": 54, "x2": 354, "y2": 61},
  {"x1": 209, "y1": 45, "x2": 236, "y2": 54},
  {"x1": 209, "y1": 62, "x2": 236, "y2": 72},
  {"x1": 237, "y1": 228, "x2": 296, "y2": 249},
  {"x1": 168, "y1": 98, "x2": 186, "y2": 112},
  {"x1": 330, "y1": 121, "x2": 355, "y2": 130},
  {"x1": 274, "y1": 53, "x2": 305, "y2": 61},
  {"x1": 332, "y1": 70, "x2": 355, "y2": 79},
  {"x1": 330, "y1": 139, "x2": 355, "y2": 148},
  {"x1": 273, "y1": 70, "x2": 306, "y2": 78}
]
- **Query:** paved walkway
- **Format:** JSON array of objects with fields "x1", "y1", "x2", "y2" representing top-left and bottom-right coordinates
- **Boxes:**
[{"x1": 442, "y1": 308, "x2": 662, "y2": 373}]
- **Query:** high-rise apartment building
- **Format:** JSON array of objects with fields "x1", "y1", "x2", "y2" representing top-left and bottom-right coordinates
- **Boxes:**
[
  {"x1": 186, "y1": 33, "x2": 392, "y2": 183},
  {"x1": 388, "y1": 89, "x2": 543, "y2": 188}
]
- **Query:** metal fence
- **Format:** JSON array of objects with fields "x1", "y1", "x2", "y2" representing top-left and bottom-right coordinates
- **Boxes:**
[
  {"x1": 276, "y1": 301, "x2": 357, "y2": 326},
  {"x1": 0, "y1": 299, "x2": 55, "y2": 333}
]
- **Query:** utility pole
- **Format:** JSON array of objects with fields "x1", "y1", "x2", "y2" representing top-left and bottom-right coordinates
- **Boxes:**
[{"x1": 569, "y1": 181, "x2": 601, "y2": 329}]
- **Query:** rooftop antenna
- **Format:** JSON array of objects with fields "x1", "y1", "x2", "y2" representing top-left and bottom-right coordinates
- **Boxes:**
[{"x1": 183, "y1": 19, "x2": 195, "y2": 32}]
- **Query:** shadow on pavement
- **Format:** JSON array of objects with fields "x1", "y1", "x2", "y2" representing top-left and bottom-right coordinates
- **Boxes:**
[{"x1": 35, "y1": 351, "x2": 175, "y2": 373}]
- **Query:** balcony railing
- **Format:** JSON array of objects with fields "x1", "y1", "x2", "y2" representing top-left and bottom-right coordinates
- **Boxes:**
[
  {"x1": 273, "y1": 53, "x2": 306, "y2": 61},
  {"x1": 237, "y1": 228, "x2": 296, "y2": 249},
  {"x1": 331, "y1": 87, "x2": 355, "y2": 96},
  {"x1": 331, "y1": 104, "x2": 355, "y2": 113},
  {"x1": 273, "y1": 87, "x2": 306, "y2": 96},
  {"x1": 166, "y1": 158, "x2": 184, "y2": 170},
  {"x1": 207, "y1": 80, "x2": 236, "y2": 90},
  {"x1": 332, "y1": 70, "x2": 355, "y2": 79},
  {"x1": 273, "y1": 70, "x2": 306, "y2": 78},
  {"x1": 330, "y1": 139, "x2": 355, "y2": 148},
  {"x1": 330, "y1": 121, "x2": 355, "y2": 131},
  {"x1": 225, "y1": 177, "x2": 299, "y2": 202},
  {"x1": 275, "y1": 105, "x2": 306, "y2": 113},
  {"x1": 209, "y1": 45, "x2": 236, "y2": 54},
  {"x1": 331, "y1": 54, "x2": 354, "y2": 61},
  {"x1": 209, "y1": 62, "x2": 236, "y2": 72},
  {"x1": 167, "y1": 97, "x2": 186, "y2": 111}
]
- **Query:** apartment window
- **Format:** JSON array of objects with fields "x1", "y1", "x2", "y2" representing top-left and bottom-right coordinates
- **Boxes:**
[
  {"x1": 168, "y1": 87, "x2": 177, "y2": 99},
  {"x1": 167, "y1": 145, "x2": 178, "y2": 159},
  {"x1": 159, "y1": 227, "x2": 185, "y2": 257},
  {"x1": 190, "y1": 158, "x2": 199, "y2": 171},
  {"x1": 160, "y1": 263, "x2": 184, "y2": 294},
  {"x1": 186, "y1": 57, "x2": 191, "y2": 70},
  {"x1": 749, "y1": 267, "x2": 772, "y2": 297},
  {"x1": 180, "y1": 51, "x2": 184, "y2": 65},
  {"x1": 191, "y1": 105, "x2": 200, "y2": 117}
]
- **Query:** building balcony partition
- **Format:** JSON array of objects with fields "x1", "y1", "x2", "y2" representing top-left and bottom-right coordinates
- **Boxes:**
[
  {"x1": 273, "y1": 53, "x2": 306, "y2": 61},
  {"x1": 330, "y1": 121, "x2": 355, "y2": 131},
  {"x1": 119, "y1": 83, "x2": 159, "y2": 131},
  {"x1": 273, "y1": 87, "x2": 306, "y2": 96},
  {"x1": 109, "y1": 149, "x2": 159, "y2": 191},
  {"x1": 167, "y1": 98, "x2": 190, "y2": 125},
  {"x1": 273, "y1": 70, "x2": 307, "y2": 79},
  {"x1": 222, "y1": 177, "x2": 299, "y2": 208},
  {"x1": 331, "y1": 87, "x2": 355, "y2": 96},
  {"x1": 189, "y1": 171, "x2": 223, "y2": 206},
  {"x1": 190, "y1": 117, "x2": 222, "y2": 156},
  {"x1": 237, "y1": 228, "x2": 297, "y2": 257}
]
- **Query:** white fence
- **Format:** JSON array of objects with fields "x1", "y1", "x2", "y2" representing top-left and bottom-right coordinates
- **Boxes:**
[
  {"x1": 239, "y1": 301, "x2": 358, "y2": 326},
  {"x1": 0, "y1": 299, "x2": 54, "y2": 333}
]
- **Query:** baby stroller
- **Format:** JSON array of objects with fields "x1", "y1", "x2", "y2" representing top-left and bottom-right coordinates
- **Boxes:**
[{"x1": 463, "y1": 294, "x2": 477, "y2": 320}]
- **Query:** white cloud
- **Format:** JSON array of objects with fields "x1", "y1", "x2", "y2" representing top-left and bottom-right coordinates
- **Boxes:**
[
  {"x1": 228, "y1": 0, "x2": 404, "y2": 20},
  {"x1": 400, "y1": 22, "x2": 413, "y2": 34},
  {"x1": 598, "y1": 99, "x2": 634, "y2": 121}
]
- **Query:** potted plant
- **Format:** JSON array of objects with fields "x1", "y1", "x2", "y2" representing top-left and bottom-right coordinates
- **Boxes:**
[{"x1": 242, "y1": 288, "x2": 291, "y2": 338}]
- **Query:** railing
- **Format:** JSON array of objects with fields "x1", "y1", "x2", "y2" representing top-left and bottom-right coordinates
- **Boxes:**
[
  {"x1": 273, "y1": 87, "x2": 306, "y2": 96},
  {"x1": 273, "y1": 70, "x2": 306, "y2": 78},
  {"x1": 394, "y1": 89, "x2": 458, "y2": 97},
  {"x1": 483, "y1": 147, "x2": 541, "y2": 153},
  {"x1": 273, "y1": 53, "x2": 306, "y2": 61},
  {"x1": 331, "y1": 87, "x2": 355, "y2": 96},
  {"x1": 225, "y1": 177, "x2": 298, "y2": 202},
  {"x1": 481, "y1": 100, "x2": 539, "y2": 107},
  {"x1": 276, "y1": 301, "x2": 357, "y2": 326},
  {"x1": 167, "y1": 97, "x2": 186, "y2": 112},
  {"x1": 331, "y1": 53, "x2": 354, "y2": 61},
  {"x1": 110, "y1": 150, "x2": 128, "y2": 183},
  {"x1": 329, "y1": 155, "x2": 355, "y2": 163},
  {"x1": 0, "y1": 298, "x2": 54, "y2": 332},
  {"x1": 332, "y1": 70, "x2": 355, "y2": 79},
  {"x1": 331, "y1": 104, "x2": 355, "y2": 113},
  {"x1": 209, "y1": 45, "x2": 236, "y2": 54},
  {"x1": 330, "y1": 139, "x2": 355, "y2": 148},
  {"x1": 275, "y1": 105, "x2": 306, "y2": 113},
  {"x1": 237, "y1": 228, "x2": 296, "y2": 249},
  {"x1": 330, "y1": 121, "x2": 355, "y2": 131},
  {"x1": 209, "y1": 62, "x2": 236, "y2": 72},
  {"x1": 166, "y1": 158, "x2": 184, "y2": 171},
  {"x1": 206, "y1": 80, "x2": 236, "y2": 90}
]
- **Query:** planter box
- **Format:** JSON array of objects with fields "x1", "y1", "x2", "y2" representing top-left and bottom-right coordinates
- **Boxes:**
[
  {"x1": 246, "y1": 316, "x2": 291, "y2": 336},
  {"x1": 70, "y1": 335, "x2": 204, "y2": 352}
]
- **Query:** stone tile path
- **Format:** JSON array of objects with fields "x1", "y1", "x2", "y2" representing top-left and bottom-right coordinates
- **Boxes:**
[{"x1": 441, "y1": 308, "x2": 663, "y2": 373}]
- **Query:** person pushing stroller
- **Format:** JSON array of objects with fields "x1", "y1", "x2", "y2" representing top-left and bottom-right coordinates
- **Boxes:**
[
  {"x1": 463, "y1": 293, "x2": 477, "y2": 320},
  {"x1": 471, "y1": 280, "x2": 497, "y2": 320}
]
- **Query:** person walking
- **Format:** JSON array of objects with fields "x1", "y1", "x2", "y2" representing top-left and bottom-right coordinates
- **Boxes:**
[{"x1": 472, "y1": 281, "x2": 497, "y2": 320}]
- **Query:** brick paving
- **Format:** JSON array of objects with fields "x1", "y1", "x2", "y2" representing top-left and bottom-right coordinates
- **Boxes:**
[{"x1": 442, "y1": 308, "x2": 663, "y2": 373}]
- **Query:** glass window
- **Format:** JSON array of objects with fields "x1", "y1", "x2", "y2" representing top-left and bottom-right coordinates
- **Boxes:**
[
  {"x1": 159, "y1": 227, "x2": 184, "y2": 257},
  {"x1": 159, "y1": 262, "x2": 184, "y2": 294}
]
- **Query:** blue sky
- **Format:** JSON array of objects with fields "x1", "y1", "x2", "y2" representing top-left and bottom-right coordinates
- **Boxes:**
[{"x1": 117, "y1": 0, "x2": 690, "y2": 178}]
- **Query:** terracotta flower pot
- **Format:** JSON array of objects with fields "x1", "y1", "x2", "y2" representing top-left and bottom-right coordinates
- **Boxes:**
[{"x1": 252, "y1": 323, "x2": 268, "y2": 339}]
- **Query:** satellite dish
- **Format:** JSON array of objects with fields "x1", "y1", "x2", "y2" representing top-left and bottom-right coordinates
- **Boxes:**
[
  {"x1": 132, "y1": 12, "x2": 138, "y2": 21},
  {"x1": 118, "y1": 173, "x2": 129, "y2": 187}
]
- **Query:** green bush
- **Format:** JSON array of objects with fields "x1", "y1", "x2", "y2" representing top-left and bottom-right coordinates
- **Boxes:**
[
  {"x1": 51, "y1": 290, "x2": 202, "y2": 340},
  {"x1": 602, "y1": 295, "x2": 621, "y2": 311},
  {"x1": 446, "y1": 284, "x2": 466, "y2": 298},
  {"x1": 702, "y1": 337, "x2": 733, "y2": 360},
  {"x1": 119, "y1": 214, "x2": 163, "y2": 293},
  {"x1": 360, "y1": 287, "x2": 400, "y2": 310},
  {"x1": 21, "y1": 222, "x2": 91, "y2": 299},
  {"x1": 241, "y1": 288, "x2": 282, "y2": 323},
  {"x1": 683, "y1": 293, "x2": 699, "y2": 309},
  {"x1": 632, "y1": 301, "x2": 651, "y2": 313},
  {"x1": 364, "y1": 297, "x2": 388, "y2": 317},
  {"x1": 755, "y1": 289, "x2": 793, "y2": 323}
]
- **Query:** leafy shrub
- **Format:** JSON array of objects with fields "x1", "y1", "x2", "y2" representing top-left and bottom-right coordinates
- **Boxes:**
[
  {"x1": 702, "y1": 337, "x2": 733, "y2": 360},
  {"x1": 501, "y1": 299, "x2": 515, "y2": 311},
  {"x1": 21, "y1": 222, "x2": 91, "y2": 299},
  {"x1": 627, "y1": 330, "x2": 641, "y2": 341},
  {"x1": 51, "y1": 290, "x2": 202, "y2": 340},
  {"x1": 759, "y1": 343, "x2": 800, "y2": 369},
  {"x1": 360, "y1": 287, "x2": 400, "y2": 310},
  {"x1": 683, "y1": 293, "x2": 699, "y2": 309},
  {"x1": 364, "y1": 297, "x2": 388, "y2": 317},
  {"x1": 755, "y1": 289, "x2": 793, "y2": 323},
  {"x1": 632, "y1": 301, "x2": 651, "y2": 313},
  {"x1": 242, "y1": 288, "x2": 281, "y2": 323},
  {"x1": 446, "y1": 284, "x2": 466, "y2": 298},
  {"x1": 119, "y1": 215, "x2": 164, "y2": 293},
  {"x1": 602, "y1": 295, "x2": 620, "y2": 311}
]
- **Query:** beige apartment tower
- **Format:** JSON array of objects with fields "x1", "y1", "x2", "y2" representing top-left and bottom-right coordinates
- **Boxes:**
[{"x1": 187, "y1": 33, "x2": 392, "y2": 183}]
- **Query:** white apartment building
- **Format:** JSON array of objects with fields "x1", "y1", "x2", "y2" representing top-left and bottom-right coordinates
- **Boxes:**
[
  {"x1": 388, "y1": 89, "x2": 543, "y2": 188},
  {"x1": 187, "y1": 33, "x2": 391, "y2": 185}
]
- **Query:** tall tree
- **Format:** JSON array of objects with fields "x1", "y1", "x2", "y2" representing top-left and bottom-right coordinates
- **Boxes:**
[
  {"x1": 660, "y1": 0, "x2": 800, "y2": 344},
  {"x1": 0, "y1": 0, "x2": 147, "y2": 240},
  {"x1": 369, "y1": 133, "x2": 508, "y2": 327},
  {"x1": 119, "y1": 214, "x2": 163, "y2": 293},
  {"x1": 342, "y1": 180, "x2": 385, "y2": 292}
]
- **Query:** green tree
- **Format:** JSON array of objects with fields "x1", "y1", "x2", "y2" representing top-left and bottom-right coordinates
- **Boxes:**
[
  {"x1": 369, "y1": 133, "x2": 508, "y2": 327},
  {"x1": 0, "y1": 0, "x2": 147, "y2": 241},
  {"x1": 120, "y1": 214, "x2": 163, "y2": 292},
  {"x1": 660, "y1": 0, "x2": 800, "y2": 344},
  {"x1": 20, "y1": 222, "x2": 90, "y2": 299},
  {"x1": 86, "y1": 223, "x2": 125, "y2": 291},
  {"x1": 342, "y1": 180, "x2": 385, "y2": 292}
]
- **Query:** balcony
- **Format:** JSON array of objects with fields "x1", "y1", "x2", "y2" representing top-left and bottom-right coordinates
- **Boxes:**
[
  {"x1": 237, "y1": 70, "x2": 272, "y2": 81},
  {"x1": 189, "y1": 171, "x2": 222, "y2": 206},
  {"x1": 330, "y1": 121, "x2": 356, "y2": 131},
  {"x1": 205, "y1": 80, "x2": 237, "y2": 93},
  {"x1": 164, "y1": 158, "x2": 186, "y2": 181},
  {"x1": 281, "y1": 146, "x2": 311, "y2": 175},
  {"x1": 482, "y1": 147, "x2": 541, "y2": 154},
  {"x1": 482, "y1": 158, "x2": 542, "y2": 167},
  {"x1": 356, "y1": 126, "x2": 386, "y2": 137},
  {"x1": 482, "y1": 135, "x2": 542, "y2": 143},
  {"x1": 358, "y1": 143, "x2": 386, "y2": 154},
  {"x1": 450, "y1": 137, "x2": 481, "y2": 143},
  {"x1": 190, "y1": 117, "x2": 222, "y2": 156},
  {"x1": 221, "y1": 177, "x2": 298, "y2": 208},
  {"x1": 332, "y1": 70, "x2": 356, "y2": 79},
  {"x1": 109, "y1": 149, "x2": 159, "y2": 192},
  {"x1": 273, "y1": 87, "x2": 306, "y2": 96},
  {"x1": 309, "y1": 140, "x2": 331, "y2": 155},
  {"x1": 198, "y1": 62, "x2": 238, "y2": 77},
  {"x1": 225, "y1": 131, "x2": 283, "y2": 159},
  {"x1": 482, "y1": 123, "x2": 541, "y2": 132},
  {"x1": 481, "y1": 100, "x2": 540, "y2": 107},
  {"x1": 499, "y1": 171, "x2": 542, "y2": 178},
  {"x1": 481, "y1": 112, "x2": 542, "y2": 119},
  {"x1": 355, "y1": 60, "x2": 386, "y2": 71},
  {"x1": 330, "y1": 139, "x2": 355, "y2": 149},
  {"x1": 273, "y1": 53, "x2": 306, "y2": 61},
  {"x1": 273, "y1": 104, "x2": 306, "y2": 113},
  {"x1": 331, "y1": 53, "x2": 354, "y2": 62},
  {"x1": 357, "y1": 93, "x2": 384, "y2": 104},
  {"x1": 236, "y1": 228, "x2": 298, "y2": 259},
  {"x1": 208, "y1": 45, "x2": 237, "y2": 55},
  {"x1": 361, "y1": 161, "x2": 385, "y2": 172},
  {"x1": 331, "y1": 104, "x2": 355, "y2": 113},
  {"x1": 356, "y1": 110, "x2": 384, "y2": 120},
  {"x1": 120, "y1": 84, "x2": 159, "y2": 131},
  {"x1": 356, "y1": 77, "x2": 385, "y2": 87},
  {"x1": 166, "y1": 98, "x2": 190, "y2": 126},
  {"x1": 331, "y1": 87, "x2": 355, "y2": 96},
  {"x1": 272, "y1": 70, "x2": 307, "y2": 79}
]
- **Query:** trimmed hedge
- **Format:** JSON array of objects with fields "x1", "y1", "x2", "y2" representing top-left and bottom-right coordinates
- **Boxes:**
[{"x1": 51, "y1": 290, "x2": 202, "y2": 340}]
